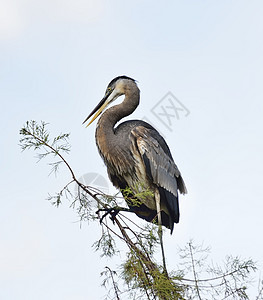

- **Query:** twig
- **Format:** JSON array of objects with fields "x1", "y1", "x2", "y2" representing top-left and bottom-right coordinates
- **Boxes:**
[
  {"x1": 105, "y1": 266, "x2": 120, "y2": 300},
  {"x1": 189, "y1": 242, "x2": 202, "y2": 300}
]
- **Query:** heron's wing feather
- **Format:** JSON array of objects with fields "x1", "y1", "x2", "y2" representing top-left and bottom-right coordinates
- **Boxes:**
[
  {"x1": 131, "y1": 125, "x2": 186, "y2": 228},
  {"x1": 131, "y1": 126, "x2": 187, "y2": 196}
]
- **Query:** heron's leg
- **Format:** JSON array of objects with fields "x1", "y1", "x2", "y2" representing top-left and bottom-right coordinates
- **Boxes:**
[{"x1": 155, "y1": 189, "x2": 168, "y2": 276}]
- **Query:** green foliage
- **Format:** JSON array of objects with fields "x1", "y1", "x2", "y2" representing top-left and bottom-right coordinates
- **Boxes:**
[
  {"x1": 93, "y1": 230, "x2": 118, "y2": 258},
  {"x1": 20, "y1": 120, "x2": 70, "y2": 156},
  {"x1": 122, "y1": 251, "x2": 185, "y2": 300},
  {"x1": 122, "y1": 184, "x2": 155, "y2": 209},
  {"x1": 19, "y1": 120, "x2": 70, "y2": 175}
]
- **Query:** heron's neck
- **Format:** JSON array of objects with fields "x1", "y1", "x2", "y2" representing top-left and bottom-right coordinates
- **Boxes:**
[{"x1": 95, "y1": 86, "x2": 140, "y2": 159}]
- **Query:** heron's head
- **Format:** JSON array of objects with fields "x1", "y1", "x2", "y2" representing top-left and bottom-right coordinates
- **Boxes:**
[{"x1": 83, "y1": 76, "x2": 137, "y2": 127}]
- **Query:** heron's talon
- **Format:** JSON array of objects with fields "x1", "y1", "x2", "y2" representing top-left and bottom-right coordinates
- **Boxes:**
[{"x1": 96, "y1": 208, "x2": 119, "y2": 224}]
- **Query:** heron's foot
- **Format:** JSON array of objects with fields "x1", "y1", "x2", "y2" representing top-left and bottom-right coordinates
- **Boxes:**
[{"x1": 96, "y1": 207, "x2": 125, "y2": 224}]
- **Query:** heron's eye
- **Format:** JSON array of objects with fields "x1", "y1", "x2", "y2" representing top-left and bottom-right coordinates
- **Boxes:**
[{"x1": 107, "y1": 87, "x2": 112, "y2": 92}]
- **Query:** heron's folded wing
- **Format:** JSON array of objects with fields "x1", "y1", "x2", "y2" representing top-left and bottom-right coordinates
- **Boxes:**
[{"x1": 131, "y1": 126, "x2": 187, "y2": 196}]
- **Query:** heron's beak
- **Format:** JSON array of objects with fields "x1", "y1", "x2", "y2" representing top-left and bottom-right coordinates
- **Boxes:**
[{"x1": 82, "y1": 95, "x2": 110, "y2": 127}]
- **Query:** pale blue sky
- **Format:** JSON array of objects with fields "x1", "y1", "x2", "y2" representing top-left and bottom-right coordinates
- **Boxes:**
[{"x1": 1, "y1": 1, "x2": 263, "y2": 299}]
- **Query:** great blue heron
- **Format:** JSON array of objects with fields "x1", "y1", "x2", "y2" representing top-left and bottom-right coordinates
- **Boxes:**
[{"x1": 83, "y1": 76, "x2": 187, "y2": 234}]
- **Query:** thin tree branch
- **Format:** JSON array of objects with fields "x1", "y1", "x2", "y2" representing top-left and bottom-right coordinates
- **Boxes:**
[
  {"x1": 189, "y1": 242, "x2": 202, "y2": 300},
  {"x1": 105, "y1": 266, "x2": 120, "y2": 300}
]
